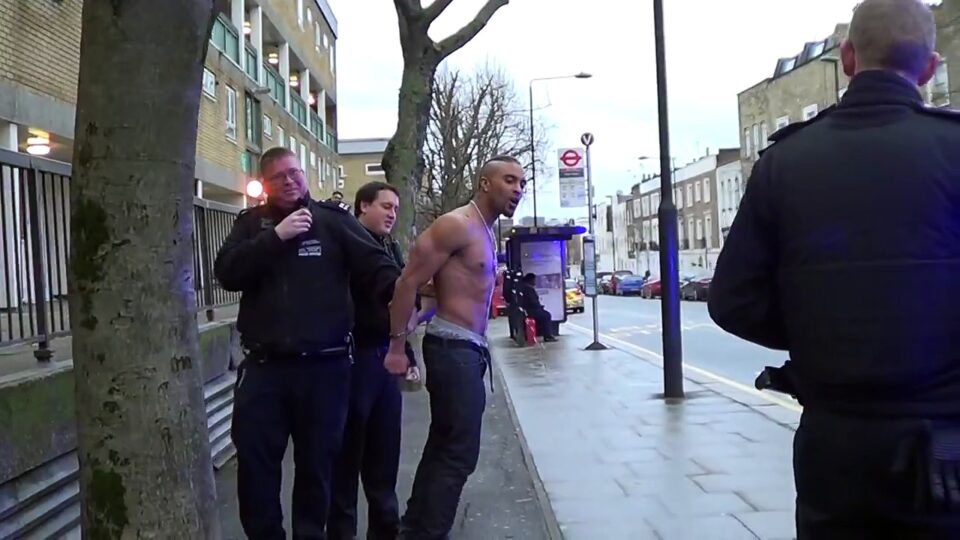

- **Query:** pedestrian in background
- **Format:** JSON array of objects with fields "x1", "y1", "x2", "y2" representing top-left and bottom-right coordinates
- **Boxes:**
[
  {"x1": 215, "y1": 148, "x2": 401, "y2": 539},
  {"x1": 709, "y1": 0, "x2": 960, "y2": 536}
]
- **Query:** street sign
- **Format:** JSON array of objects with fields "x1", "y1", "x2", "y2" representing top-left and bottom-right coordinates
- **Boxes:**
[
  {"x1": 581, "y1": 132, "x2": 594, "y2": 147},
  {"x1": 557, "y1": 147, "x2": 587, "y2": 208},
  {"x1": 582, "y1": 235, "x2": 597, "y2": 297}
]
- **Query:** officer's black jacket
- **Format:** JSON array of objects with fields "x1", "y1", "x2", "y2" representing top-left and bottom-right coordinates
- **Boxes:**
[
  {"x1": 351, "y1": 227, "x2": 405, "y2": 349},
  {"x1": 709, "y1": 70, "x2": 960, "y2": 417},
  {"x1": 214, "y1": 196, "x2": 400, "y2": 354}
]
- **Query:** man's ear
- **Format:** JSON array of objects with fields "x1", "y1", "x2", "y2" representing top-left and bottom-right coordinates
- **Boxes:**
[{"x1": 480, "y1": 177, "x2": 490, "y2": 192}]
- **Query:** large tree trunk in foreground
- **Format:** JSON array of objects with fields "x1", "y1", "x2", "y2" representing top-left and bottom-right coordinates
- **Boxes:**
[
  {"x1": 384, "y1": 0, "x2": 509, "y2": 249},
  {"x1": 69, "y1": 1, "x2": 219, "y2": 537}
]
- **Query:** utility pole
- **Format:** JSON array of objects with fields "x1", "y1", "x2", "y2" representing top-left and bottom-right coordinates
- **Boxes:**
[{"x1": 654, "y1": 0, "x2": 684, "y2": 399}]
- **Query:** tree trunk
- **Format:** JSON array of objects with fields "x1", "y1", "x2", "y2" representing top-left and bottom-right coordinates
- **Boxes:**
[
  {"x1": 69, "y1": 1, "x2": 219, "y2": 537},
  {"x1": 383, "y1": 50, "x2": 439, "y2": 249}
]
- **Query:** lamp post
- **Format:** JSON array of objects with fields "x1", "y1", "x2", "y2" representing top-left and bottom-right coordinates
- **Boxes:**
[
  {"x1": 528, "y1": 72, "x2": 592, "y2": 227},
  {"x1": 653, "y1": 0, "x2": 684, "y2": 399}
]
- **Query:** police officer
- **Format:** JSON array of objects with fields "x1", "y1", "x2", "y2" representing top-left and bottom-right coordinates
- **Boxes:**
[
  {"x1": 328, "y1": 181, "x2": 427, "y2": 540},
  {"x1": 214, "y1": 147, "x2": 401, "y2": 539},
  {"x1": 709, "y1": 0, "x2": 960, "y2": 536}
]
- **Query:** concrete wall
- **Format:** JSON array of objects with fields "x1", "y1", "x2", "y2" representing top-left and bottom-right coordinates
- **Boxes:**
[{"x1": 0, "y1": 321, "x2": 240, "y2": 486}]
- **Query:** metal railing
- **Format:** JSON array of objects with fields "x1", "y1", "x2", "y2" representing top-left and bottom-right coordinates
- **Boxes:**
[{"x1": 0, "y1": 148, "x2": 241, "y2": 358}]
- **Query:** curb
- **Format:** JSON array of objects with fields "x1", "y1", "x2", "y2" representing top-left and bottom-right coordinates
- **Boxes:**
[{"x1": 491, "y1": 358, "x2": 564, "y2": 540}]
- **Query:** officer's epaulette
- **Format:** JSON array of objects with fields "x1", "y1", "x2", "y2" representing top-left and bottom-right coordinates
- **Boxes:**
[
  {"x1": 915, "y1": 103, "x2": 960, "y2": 122},
  {"x1": 763, "y1": 104, "x2": 837, "y2": 151},
  {"x1": 318, "y1": 199, "x2": 353, "y2": 214}
]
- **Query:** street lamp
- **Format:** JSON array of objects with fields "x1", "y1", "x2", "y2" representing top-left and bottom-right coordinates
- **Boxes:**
[
  {"x1": 529, "y1": 72, "x2": 592, "y2": 227},
  {"x1": 654, "y1": 0, "x2": 684, "y2": 399}
]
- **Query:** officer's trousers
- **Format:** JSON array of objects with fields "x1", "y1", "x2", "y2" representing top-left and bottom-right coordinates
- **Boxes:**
[
  {"x1": 328, "y1": 346, "x2": 402, "y2": 540},
  {"x1": 231, "y1": 355, "x2": 351, "y2": 540},
  {"x1": 400, "y1": 335, "x2": 489, "y2": 540},
  {"x1": 795, "y1": 409, "x2": 960, "y2": 539}
]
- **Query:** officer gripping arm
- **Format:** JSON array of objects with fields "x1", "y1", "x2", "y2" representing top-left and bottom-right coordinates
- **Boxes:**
[
  {"x1": 331, "y1": 203, "x2": 403, "y2": 304},
  {"x1": 707, "y1": 154, "x2": 789, "y2": 351}
]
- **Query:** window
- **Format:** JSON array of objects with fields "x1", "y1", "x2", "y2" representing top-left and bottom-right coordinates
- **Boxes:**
[
  {"x1": 743, "y1": 128, "x2": 751, "y2": 158},
  {"x1": 642, "y1": 196, "x2": 650, "y2": 217},
  {"x1": 300, "y1": 143, "x2": 307, "y2": 171},
  {"x1": 776, "y1": 115, "x2": 790, "y2": 130},
  {"x1": 703, "y1": 178, "x2": 710, "y2": 203},
  {"x1": 366, "y1": 163, "x2": 385, "y2": 175},
  {"x1": 277, "y1": 126, "x2": 285, "y2": 146},
  {"x1": 315, "y1": 23, "x2": 321, "y2": 51},
  {"x1": 705, "y1": 212, "x2": 713, "y2": 248},
  {"x1": 802, "y1": 104, "x2": 818, "y2": 120},
  {"x1": 760, "y1": 122, "x2": 768, "y2": 149},
  {"x1": 263, "y1": 115, "x2": 273, "y2": 138},
  {"x1": 310, "y1": 151, "x2": 317, "y2": 169},
  {"x1": 289, "y1": 135, "x2": 297, "y2": 153},
  {"x1": 225, "y1": 86, "x2": 237, "y2": 141},
  {"x1": 651, "y1": 192, "x2": 660, "y2": 209},
  {"x1": 297, "y1": 0, "x2": 304, "y2": 28},
  {"x1": 686, "y1": 184, "x2": 693, "y2": 205},
  {"x1": 694, "y1": 181, "x2": 701, "y2": 202},
  {"x1": 675, "y1": 187, "x2": 682, "y2": 209},
  {"x1": 338, "y1": 166, "x2": 345, "y2": 178},
  {"x1": 696, "y1": 219, "x2": 704, "y2": 244},
  {"x1": 323, "y1": 33, "x2": 329, "y2": 49},
  {"x1": 202, "y1": 69, "x2": 216, "y2": 98},
  {"x1": 245, "y1": 93, "x2": 261, "y2": 147},
  {"x1": 307, "y1": 8, "x2": 313, "y2": 24},
  {"x1": 687, "y1": 217, "x2": 694, "y2": 245},
  {"x1": 751, "y1": 124, "x2": 760, "y2": 159}
]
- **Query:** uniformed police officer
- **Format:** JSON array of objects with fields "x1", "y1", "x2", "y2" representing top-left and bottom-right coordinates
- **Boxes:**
[
  {"x1": 327, "y1": 181, "x2": 429, "y2": 540},
  {"x1": 709, "y1": 0, "x2": 960, "y2": 536},
  {"x1": 214, "y1": 147, "x2": 401, "y2": 539}
]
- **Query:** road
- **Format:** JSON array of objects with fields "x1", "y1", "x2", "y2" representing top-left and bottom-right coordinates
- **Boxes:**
[{"x1": 564, "y1": 295, "x2": 786, "y2": 390}]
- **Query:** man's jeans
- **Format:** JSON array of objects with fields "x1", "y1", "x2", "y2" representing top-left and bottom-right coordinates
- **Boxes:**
[{"x1": 400, "y1": 334, "x2": 489, "y2": 539}]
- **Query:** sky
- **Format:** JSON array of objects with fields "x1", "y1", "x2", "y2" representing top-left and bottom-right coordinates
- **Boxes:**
[{"x1": 325, "y1": 0, "x2": 932, "y2": 220}]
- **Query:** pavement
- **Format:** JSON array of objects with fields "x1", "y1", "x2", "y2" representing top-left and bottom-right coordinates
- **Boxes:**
[
  {"x1": 491, "y1": 315, "x2": 801, "y2": 539},
  {"x1": 216, "y1": 334, "x2": 553, "y2": 539}
]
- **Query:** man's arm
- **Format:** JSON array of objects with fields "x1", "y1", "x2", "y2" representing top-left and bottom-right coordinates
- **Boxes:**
[
  {"x1": 388, "y1": 214, "x2": 468, "y2": 353},
  {"x1": 214, "y1": 212, "x2": 285, "y2": 292},
  {"x1": 707, "y1": 155, "x2": 788, "y2": 350}
]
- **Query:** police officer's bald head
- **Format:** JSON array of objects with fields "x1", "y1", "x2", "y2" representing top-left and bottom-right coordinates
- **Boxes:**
[{"x1": 842, "y1": 0, "x2": 940, "y2": 85}]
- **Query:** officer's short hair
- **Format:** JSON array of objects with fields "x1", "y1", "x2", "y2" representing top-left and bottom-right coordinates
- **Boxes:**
[
  {"x1": 848, "y1": 0, "x2": 936, "y2": 78},
  {"x1": 354, "y1": 181, "x2": 399, "y2": 217},
  {"x1": 260, "y1": 147, "x2": 296, "y2": 176}
]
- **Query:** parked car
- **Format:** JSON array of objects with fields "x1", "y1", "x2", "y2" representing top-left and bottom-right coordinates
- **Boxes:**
[
  {"x1": 565, "y1": 279, "x2": 584, "y2": 313},
  {"x1": 641, "y1": 278, "x2": 662, "y2": 299},
  {"x1": 681, "y1": 275, "x2": 712, "y2": 301},
  {"x1": 615, "y1": 275, "x2": 646, "y2": 296},
  {"x1": 599, "y1": 275, "x2": 615, "y2": 295}
]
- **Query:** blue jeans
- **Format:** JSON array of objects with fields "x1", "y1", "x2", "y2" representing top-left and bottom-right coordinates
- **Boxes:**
[{"x1": 400, "y1": 335, "x2": 489, "y2": 540}]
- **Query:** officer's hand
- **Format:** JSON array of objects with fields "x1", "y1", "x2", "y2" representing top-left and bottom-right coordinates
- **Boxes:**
[
  {"x1": 384, "y1": 350, "x2": 409, "y2": 375},
  {"x1": 275, "y1": 208, "x2": 312, "y2": 241}
]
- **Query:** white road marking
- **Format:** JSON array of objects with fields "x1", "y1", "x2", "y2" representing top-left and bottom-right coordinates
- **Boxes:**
[{"x1": 565, "y1": 322, "x2": 803, "y2": 413}]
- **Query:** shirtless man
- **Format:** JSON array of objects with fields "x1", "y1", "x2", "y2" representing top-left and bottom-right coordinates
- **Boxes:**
[{"x1": 384, "y1": 155, "x2": 525, "y2": 539}]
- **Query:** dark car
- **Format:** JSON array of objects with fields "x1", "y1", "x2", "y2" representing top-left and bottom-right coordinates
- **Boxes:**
[
  {"x1": 681, "y1": 275, "x2": 712, "y2": 301},
  {"x1": 616, "y1": 275, "x2": 646, "y2": 296}
]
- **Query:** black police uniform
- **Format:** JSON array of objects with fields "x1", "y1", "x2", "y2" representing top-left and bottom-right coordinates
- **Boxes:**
[
  {"x1": 328, "y1": 229, "x2": 415, "y2": 540},
  {"x1": 214, "y1": 195, "x2": 401, "y2": 540},
  {"x1": 709, "y1": 70, "x2": 960, "y2": 537}
]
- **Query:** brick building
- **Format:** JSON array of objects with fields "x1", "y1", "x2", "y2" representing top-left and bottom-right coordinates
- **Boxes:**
[
  {"x1": 337, "y1": 137, "x2": 390, "y2": 206},
  {"x1": 0, "y1": 0, "x2": 341, "y2": 205}
]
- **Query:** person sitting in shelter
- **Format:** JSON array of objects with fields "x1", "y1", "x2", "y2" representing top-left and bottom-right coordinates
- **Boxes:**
[{"x1": 517, "y1": 273, "x2": 557, "y2": 342}]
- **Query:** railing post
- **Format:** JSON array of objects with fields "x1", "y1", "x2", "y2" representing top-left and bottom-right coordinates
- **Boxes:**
[
  {"x1": 196, "y1": 206, "x2": 216, "y2": 322},
  {"x1": 25, "y1": 167, "x2": 51, "y2": 362}
]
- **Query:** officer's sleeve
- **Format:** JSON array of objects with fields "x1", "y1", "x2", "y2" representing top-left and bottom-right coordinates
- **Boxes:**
[
  {"x1": 707, "y1": 155, "x2": 788, "y2": 350},
  {"x1": 338, "y1": 213, "x2": 401, "y2": 303},
  {"x1": 214, "y1": 212, "x2": 286, "y2": 292}
]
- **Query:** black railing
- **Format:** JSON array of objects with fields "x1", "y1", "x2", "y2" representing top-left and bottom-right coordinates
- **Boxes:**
[{"x1": 0, "y1": 148, "x2": 241, "y2": 358}]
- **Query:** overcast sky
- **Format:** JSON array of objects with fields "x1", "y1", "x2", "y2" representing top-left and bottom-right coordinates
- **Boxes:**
[{"x1": 327, "y1": 0, "x2": 937, "y2": 220}]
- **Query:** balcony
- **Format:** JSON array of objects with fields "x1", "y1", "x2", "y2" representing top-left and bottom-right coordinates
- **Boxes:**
[
  {"x1": 244, "y1": 43, "x2": 258, "y2": 82},
  {"x1": 325, "y1": 129, "x2": 336, "y2": 150},
  {"x1": 210, "y1": 14, "x2": 241, "y2": 66},
  {"x1": 290, "y1": 94, "x2": 308, "y2": 128},
  {"x1": 263, "y1": 63, "x2": 286, "y2": 108},
  {"x1": 310, "y1": 111, "x2": 323, "y2": 140}
]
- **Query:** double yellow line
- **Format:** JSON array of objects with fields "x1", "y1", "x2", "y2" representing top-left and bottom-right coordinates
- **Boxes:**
[{"x1": 565, "y1": 322, "x2": 803, "y2": 413}]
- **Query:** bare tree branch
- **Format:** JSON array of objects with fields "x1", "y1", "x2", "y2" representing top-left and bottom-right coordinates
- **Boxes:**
[
  {"x1": 423, "y1": 0, "x2": 456, "y2": 22},
  {"x1": 417, "y1": 62, "x2": 550, "y2": 229},
  {"x1": 437, "y1": 0, "x2": 509, "y2": 58}
]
